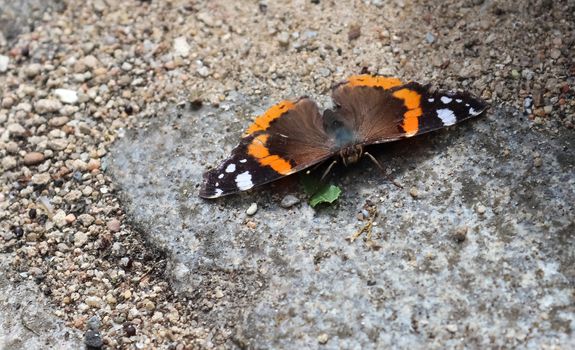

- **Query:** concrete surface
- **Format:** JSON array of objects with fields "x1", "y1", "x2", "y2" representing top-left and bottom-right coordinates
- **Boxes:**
[{"x1": 107, "y1": 97, "x2": 574, "y2": 349}]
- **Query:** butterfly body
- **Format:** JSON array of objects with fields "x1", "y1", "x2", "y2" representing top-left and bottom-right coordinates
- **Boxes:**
[{"x1": 200, "y1": 74, "x2": 487, "y2": 199}]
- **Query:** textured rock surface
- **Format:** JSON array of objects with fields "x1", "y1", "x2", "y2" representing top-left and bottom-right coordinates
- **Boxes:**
[
  {"x1": 0, "y1": 255, "x2": 83, "y2": 350},
  {"x1": 108, "y1": 99, "x2": 574, "y2": 348}
]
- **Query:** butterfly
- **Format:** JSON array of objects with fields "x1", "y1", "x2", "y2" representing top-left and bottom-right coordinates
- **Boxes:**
[{"x1": 200, "y1": 74, "x2": 487, "y2": 198}]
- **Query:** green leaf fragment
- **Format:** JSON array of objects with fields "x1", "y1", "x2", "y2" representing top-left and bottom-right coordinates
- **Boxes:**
[{"x1": 309, "y1": 184, "x2": 341, "y2": 207}]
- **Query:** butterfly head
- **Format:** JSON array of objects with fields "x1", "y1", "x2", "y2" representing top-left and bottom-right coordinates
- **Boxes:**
[{"x1": 340, "y1": 144, "x2": 363, "y2": 166}]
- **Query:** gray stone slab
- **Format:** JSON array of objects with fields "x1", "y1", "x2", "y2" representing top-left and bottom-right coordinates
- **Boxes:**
[
  {"x1": 0, "y1": 254, "x2": 83, "y2": 350},
  {"x1": 107, "y1": 98, "x2": 574, "y2": 349}
]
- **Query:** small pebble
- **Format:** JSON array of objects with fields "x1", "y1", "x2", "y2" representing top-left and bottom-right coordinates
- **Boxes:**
[
  {"x1": 534, "y1": 157, "x2": 543, "y2": 167},
  {"x1": 87, "y1": 315, "x2": 101, "y2": 330},
  {"x1": 86, "y1": 159, "x2": 100, "y2": 171},
  {"x1": 1, "y1": 96, "x2": 15, "y2": 108},
  {"x1": 54, "y1": 88, "x2": 79, "y2": 104},
  {"x1": 84, "y1": 329, "x2": 103, "y2": 348},
  {"x1": 277, "y1": 32, "x2": 290, "y2": 46},
  {"x1": 0, "y1": 55, "x2": 9, "y2": 72},
  {"x1": 31, "y1": 173, "x2": 51, "y2": 185},
  {"x1": 197, "y1": 66, "x2": 210, "y2": 77},
  {"x1": 174, "y1": 37, "x2": 191, "y2": 56},
  {"x1": 280, "y1": 195, "x2": 300, "y2": 208},
  {"x1": 86, "y1": 296, "x2": 102, "y2": 308},
  {"x1": 446, "y1": 324, "x2": 458, "y2": 333},
  {"x1": 48, "y1": 116, "x2": 70, "y2": 127},
  {"x1": 425, "y1": 32, "x2": 435, "y2": 44},
  {"x1": 123, "y1": 323, "x2": 137, "y2": 337},
  {"x1": 7, "y1": 123, "x2": 26, "y2": 136},
  {"x1": 65, "y1": 213, "x2": 76, "y2": 224},
  {"x1": 74, "y1": 231, "x2": 89, "y2": 246},
  {"x1": 246, "y1": 203, "x2": 258, "y2": 216},
  {"x1": 35, "y1": 98, "x2": 62, "y2": 114},
  {"x1": 453, "y1": 226, "x2": 468, "y2": 243},
  {"x1": 47, "y1": 139, "x2": 68, "y2": 151},
  {"x1": 78, "y1": 214, "x2": 95, "y2": 226},
  {"x1": 348, "y1": 24, "x2": 361, "y2": 41},
  {"x1": 107, "y1": 219, "x2": 121, "y2": 232},
  {"x1": 550, "y1": 49, "x2": 561, "y2": 59},
  {"x1": 317, "y1": 333, "x2": 329, "y2": 344},
  {"x1": 476, "y1": 204, "x2": 486, "y2": 214},
  {"x1": 409, "y1": 187, "x2": 419, "y2": 198},
  {"x1": 24, "y1": 63, "x2": 41, "y2": 78},
  {"x1": 2, "y1": 156, "x2": 17, "y2": 170},
  {"x1": 52, "y1": 210, "x2": 68, "y2": 228}
]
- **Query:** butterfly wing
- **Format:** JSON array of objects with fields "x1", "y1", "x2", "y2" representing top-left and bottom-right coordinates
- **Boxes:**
[
  {"x1": 200, "y1": 97, "x2": 336, "y2": 198},
  {"x1": 331, "y1": 74, "x2": 487, "y2": 145}
]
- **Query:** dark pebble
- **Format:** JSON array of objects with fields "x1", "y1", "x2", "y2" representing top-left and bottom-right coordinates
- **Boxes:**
[
  {"x1": 84, "y1": 329, "x2": 103, "y2": 349},
  {"x1": 38, "y1": 214, "x2": 48, "y2": 225},
  {"x1": 29, "y1": 208, "x2": 37, "y2": 219},
  {"x1": 189, "y1": 99, "x2": 203, "y2": 111},
  {"x1": 123, "y1": 322, "x2": 137, "y2": 337},
  {"x1": 348, "y1": 25, "x2": 361, "y2": 41},
  {"x1": 11, "y1": 226, "x2": 24, "y2": 238},
  {"x1": 124, "y1": 104, "x2": 133, "y2": 115}
]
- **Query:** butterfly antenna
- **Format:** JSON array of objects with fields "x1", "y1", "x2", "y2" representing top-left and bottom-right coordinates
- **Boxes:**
[
  {"x1": 364, "y1": 152, "x2": 403, "y2": 189},
  {"x1": 320, "y1": 160, "x2": 338, "y2": 182}
]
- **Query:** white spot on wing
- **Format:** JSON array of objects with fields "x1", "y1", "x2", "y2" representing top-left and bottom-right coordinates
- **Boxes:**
[
  {"x1": 441, "y1": 96, "x2": 452, "y2": 104},
  {"x1": 239, "y1": 159, "x2": 247, "y2": 163},
  {"x1": 437, "y1": 108, "x2": 457, "y2": 126},
  {"x1": 428, "y1": 98, "x2": 435, "y2": 102},
  {"x1": 214, "y1": 188, "x2": 223, "y2": 197},
  {"x1": 235, "y1": 171, "x2": 253, "y2": 190},
  {"x1": 225, "y1": 163, "x2": 236, "y2": 173},
  {"x1": 469, "y1": 107, "x2": 482, "y2": 116},
  {"x1": 218, "y1": 174, "x2": 224, "y2": 179},
  {"x1": 456, "y1": 99, "x2": 462, "y2": 103}
]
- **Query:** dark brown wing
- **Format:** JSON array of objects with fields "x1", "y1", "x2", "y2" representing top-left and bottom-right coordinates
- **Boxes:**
[
  {"x1": 200, "y1": 98, "x2": 336, "y2": 198},
  {"x1": 331, "y1": 75, "x2": 487, "y2": 145}
]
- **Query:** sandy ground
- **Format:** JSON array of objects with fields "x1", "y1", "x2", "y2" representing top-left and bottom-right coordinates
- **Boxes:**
[{"x1": 1, "y1": 0, "x2": 574, "y2": 349}]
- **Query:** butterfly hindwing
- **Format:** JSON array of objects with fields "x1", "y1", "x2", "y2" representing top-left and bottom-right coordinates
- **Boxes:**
[
  {"x1": 200, "y1": 98, "x2": 335, "y2": 198},
  {"x1": 331, "y1": 75, "x2": 487, "y2": 144}
]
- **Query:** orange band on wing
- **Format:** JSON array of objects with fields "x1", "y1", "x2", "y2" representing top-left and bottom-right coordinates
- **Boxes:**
[
  {"x1": 247, "y1": 133, "x2": 293, "y2": 175},
  {"x1": 346, "y1": 75, "x2": 403, "y2": 89},
  {"x1": 247, "y1": 134, "x2": 270, "y2": 158},
  {"x1": 244, "y1": 101, "x2": 295, "y2": 136},
  {"x1": 392, "y1": 89, "x2": 422, "y2": 136}
]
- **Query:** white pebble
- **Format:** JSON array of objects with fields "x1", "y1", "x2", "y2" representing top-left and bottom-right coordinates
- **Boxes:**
[
  {"x1": 54, "y1": 88, "x2": 79, "y2": 104},
  {"x1": 246, "y1": 203, "x2": 258, "y2": 216},
  {"x1": 174, "y1": 37, "x2": 191, "y2": 56},
  {"x1": 0, "y1": 55, "x2": 9, "y2": 72}
]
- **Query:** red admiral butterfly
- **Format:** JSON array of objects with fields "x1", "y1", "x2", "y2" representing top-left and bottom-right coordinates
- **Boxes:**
[{"x1": 200, "y1": 74, "x2": 487, "y2": 198}]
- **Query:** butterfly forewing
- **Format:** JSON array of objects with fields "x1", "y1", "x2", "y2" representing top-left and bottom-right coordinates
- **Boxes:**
[{"x1": 200, "y1": 98, "x2": 335, "y2": 198}]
